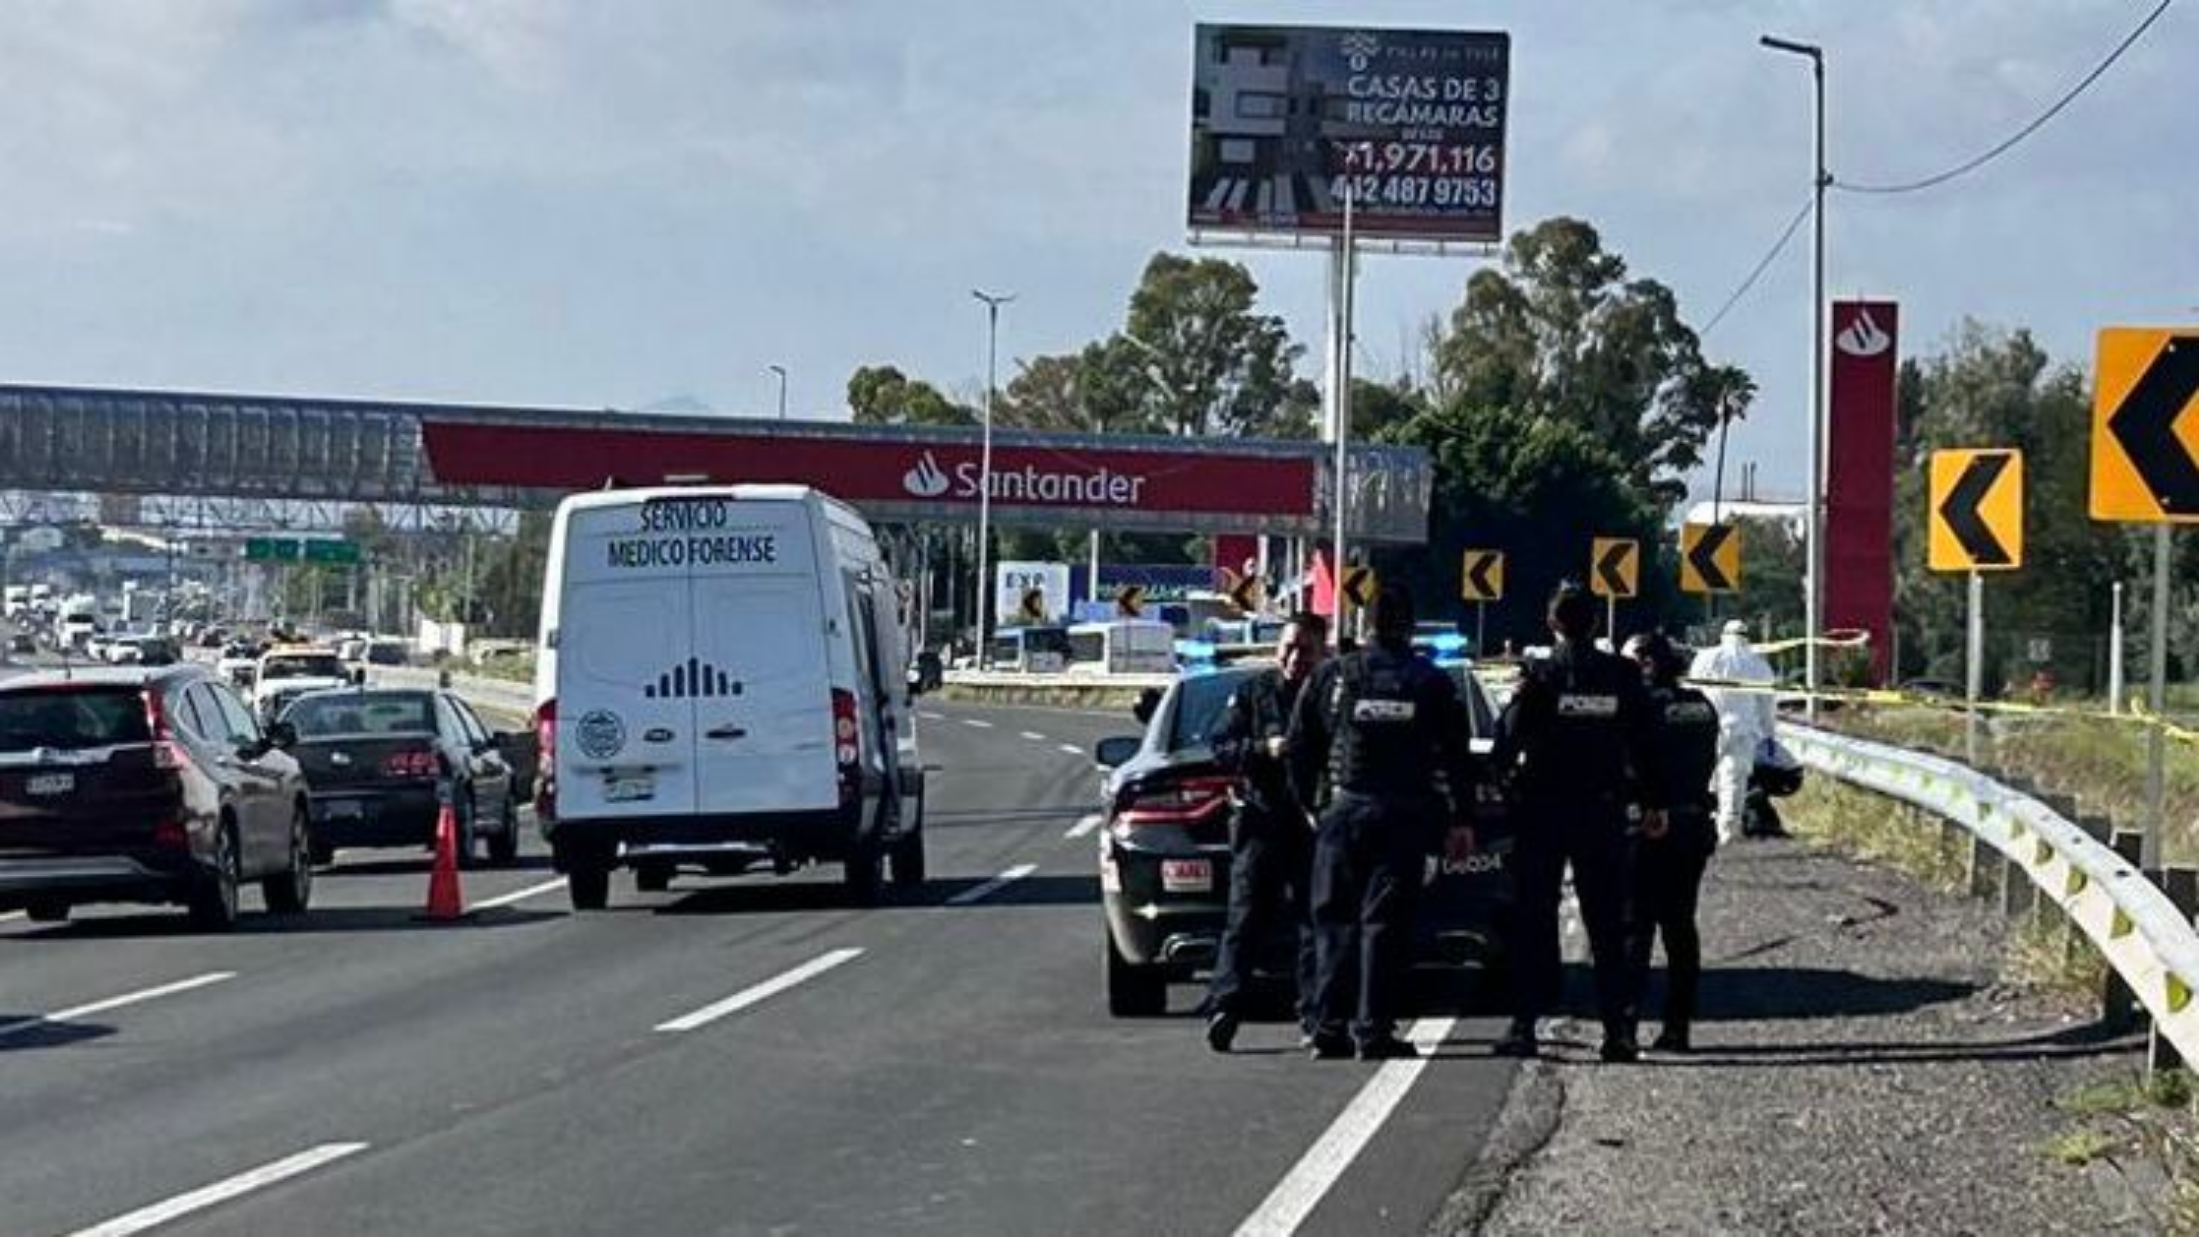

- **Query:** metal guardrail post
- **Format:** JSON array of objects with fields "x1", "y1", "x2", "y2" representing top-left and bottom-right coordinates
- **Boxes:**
[{"x1": 2155, "y1": 867, "x2": 2197, "y2": 1075}]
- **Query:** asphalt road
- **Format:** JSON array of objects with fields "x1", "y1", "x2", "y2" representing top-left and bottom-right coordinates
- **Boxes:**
[{"x1": 0, "y1": 695, "x2": 1518, "y2": 1237}]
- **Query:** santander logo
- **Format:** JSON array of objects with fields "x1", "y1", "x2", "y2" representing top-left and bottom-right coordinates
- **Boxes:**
[
  {"x1": 1836, "y1": 307, "x2": 1893, "y2": 359},
  {"x1": 902, "y1": 452, "x2": 951, "y2": 498}
]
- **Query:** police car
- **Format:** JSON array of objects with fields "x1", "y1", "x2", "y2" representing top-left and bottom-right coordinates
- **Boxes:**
[{"x1": 1091, "y1": 660, "x2": 1513, "y2": 1017}]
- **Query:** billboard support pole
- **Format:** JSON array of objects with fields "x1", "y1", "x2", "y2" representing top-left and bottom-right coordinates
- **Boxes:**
[{"x1": 1327, "y1": 185, "x2": 1357, "y2": 647}]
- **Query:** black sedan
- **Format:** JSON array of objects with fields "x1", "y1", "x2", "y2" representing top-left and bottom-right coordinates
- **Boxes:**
[
  {"x1": 280, "y1": 689, "x2": 522, "y2": 866},
  {"x1": 0, "y1": 665, "x2": 314, "y2": 929},
  {"x1": 1092, "y1": 662, "x2": 1513, "y2": 1017}
]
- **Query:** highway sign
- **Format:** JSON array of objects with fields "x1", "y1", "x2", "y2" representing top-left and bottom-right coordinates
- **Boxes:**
[
  {"x1": 1340, "y1": 566, "x2": 1378, "y2": 611},
  {"x1": 1115, "y1": 585, "x2": 1146, "y2": 618},
  {"x1": 1018, "y1": 587, "x2": 1048, "y2": 623},
  {"x1": 303, "y1": 539, "x2": 363, "y2": 565},
  {"x1": 1928, "y1": 449, "x2": 2023, "y2": 572},
  {"x1": 2090, "y1": 329, "x2": 2199, "y2": 522},
  {"x1": 1679, "y1": 523, "x2": 1740, "y2": 594},
  {"x1": 1459, "y1": 550, "x2": 1504, "y2": 603},
  {"x1": 1589, "y1": 538, "x2": 1638, "y2": 599},
  {"x1": 244, "y1": 537, "x2": 303, "y2": 563}
]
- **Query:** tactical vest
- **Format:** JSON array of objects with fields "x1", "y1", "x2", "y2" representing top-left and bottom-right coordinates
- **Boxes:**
[{"x1": 1324, "y1": 650, "x2": 1430, "y2": 798}]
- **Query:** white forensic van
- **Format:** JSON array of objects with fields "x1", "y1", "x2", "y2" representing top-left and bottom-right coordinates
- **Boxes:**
[{"x1": 533, "y1": 486, "x2": 925, "y2": 911}]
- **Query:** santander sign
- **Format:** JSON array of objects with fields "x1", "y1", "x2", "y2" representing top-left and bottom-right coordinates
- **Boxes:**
[{"x1": 900, "y1": 451, "x2": 1147, "y2": 506}]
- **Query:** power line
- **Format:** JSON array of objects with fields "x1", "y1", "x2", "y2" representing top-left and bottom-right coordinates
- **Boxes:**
[
  {"x1": 1699, "y1": 196, "x2": 1815, "y2": 340},
  {"x1": 1835, "y1": 0, "x2": 2176, "y2": 196}
]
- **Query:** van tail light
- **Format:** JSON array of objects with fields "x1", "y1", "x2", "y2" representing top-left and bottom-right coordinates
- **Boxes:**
[
  {"x1": 141, "y1": 689, "x2": 191, "y2": 772},
  {"x1": 381, "y1": 748, "x2": 440, "y2": 779},
  {"x1": 831, "y1": 689, "x2": 860, "y2": 803},
  {"x1": 534, "y1": 698, "x2": 557, "y2": 818},
  {"x1": 1116, "y1": 775, "x2": 1236, "y2": 828}
]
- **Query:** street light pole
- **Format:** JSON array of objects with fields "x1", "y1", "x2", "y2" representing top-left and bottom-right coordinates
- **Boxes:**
[
  {"x1": 1761, "y1": 34, "x2": 1828, "y2": 719},
  {"x1": 971, "y1": 289, "x2": 1015, "y2": 670},
  {"x1": 768, "y1": 364, "x2": 788, "y2": 421}
]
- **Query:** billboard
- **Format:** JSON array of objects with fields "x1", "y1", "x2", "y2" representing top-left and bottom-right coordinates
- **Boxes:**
[
  {"x1": 1188, "y1": 25, "x2": 1510, "y2": 243},
  {"x1": 420, "y1": 422, "x2": 1316, "y2": 523},
  {"x1": 995, "y1": 561, "x2": 1072, "y2": 625},
  {"x1": 1826, "y1": 301, "x2": 1900, "y2": 684}
]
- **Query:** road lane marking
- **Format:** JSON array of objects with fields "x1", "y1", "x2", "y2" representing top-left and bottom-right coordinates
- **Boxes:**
[
  {"x1": 1232, "y1": 1017, "x2": 1457, "y2": 1237},
  {"x1": 1063, "y1": 815, "x2": 1103, "y2": 840},
  {"x1": 918, "y1": 711, "x2": 945, "y2": 721},
  {"x1": 962, "y1": 719, "x2": 994, "y2": 729},
  {"x1": 1020, "y1": 731, "x2": 1048, "y2": 742},
  {"x1": 65, "y1": 1141, "x2": 370, "y2": 1237},
  {"x1": 946, "y1": 863, "x2": 1038, "y2": 906},
  {"x1": 654, "y1": 947, "x2": 865, "y2": 1033},
  {"x1": 1058, "y1": 744, "x2": 1085, "y2": 757},
  {"x1": 0, "y1": 971, "x2": 237, "y2": 1041},
  {"x1": 472, "y1": 877, "x2": 567, "y2": 911}
]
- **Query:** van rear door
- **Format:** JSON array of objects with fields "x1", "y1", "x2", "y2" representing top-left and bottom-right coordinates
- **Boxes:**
[
  {"x1": 554, "y1": 502, "x2": 699, "y2": 819},
  {"x1": 688, "y1": 503, "x2": 836, "y2": 815}
]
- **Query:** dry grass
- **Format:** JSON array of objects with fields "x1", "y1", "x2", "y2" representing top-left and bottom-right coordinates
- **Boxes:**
[{"x1": 2047, "y1": 1071, "x2": 2199, "y2": 1232}]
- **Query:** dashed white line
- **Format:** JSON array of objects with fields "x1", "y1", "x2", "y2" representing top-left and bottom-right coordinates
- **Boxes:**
[
  {"x1": 1063, "y1": 815, "x2": 1104, "y2": 840},
  {"x1": 1232, "y1": 1017, "x2": 1457, "y2": 1237},
  {"x1": 0, "y1": 971, "x2": 237, "y2": 1041},
  {"x1": 654, "y1": 947, "x2": 865, "y2": 1033},
  {"x1": 64, "y1": 1140, "x2": 370, "y2": 1237},
  {"x1": 1058, "y1": 744, "x2": 1084, "y2": 757},
  {"x1": 946, "y1": 863, "x2": 1038, "y2": 906},
  {"x1": 472, "y1": 877, "x2": 568, "y2": 911},
  {"x1": 1020, "y1": 731, "x2": 1048, "y2": 742},
  {"x1": 962, "y1": 718, "x2": 994, "y2": 730},
  {"x1": 918, "y1": 711, "x2": 945, "y2": 721}
]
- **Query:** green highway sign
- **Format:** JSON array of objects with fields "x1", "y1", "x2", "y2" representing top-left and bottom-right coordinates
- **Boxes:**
[{"x1": 244, "y1": 538, "x2": 363, "y2": 565}]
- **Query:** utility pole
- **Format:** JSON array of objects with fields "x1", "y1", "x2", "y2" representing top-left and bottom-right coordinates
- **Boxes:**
[
  {"x1": 1762, "y1": 34, "x2": 1828, "y2": 720},
  {"x1": 970, "y1": 289, "x2": 1015, "y2": 670}
]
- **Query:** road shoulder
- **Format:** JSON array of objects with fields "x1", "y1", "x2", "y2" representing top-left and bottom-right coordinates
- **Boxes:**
[{"x1": 1441, "y1": 835, "x2": 2155, "y2": 1236}]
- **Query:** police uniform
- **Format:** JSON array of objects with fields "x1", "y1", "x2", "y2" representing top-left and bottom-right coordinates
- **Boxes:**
[
  {"x1": 1288, "y1": 642, "x2": 1477, "y2": 1054},
  {"x1": 1625, "y1": 681, "x2": 1721, "y2": 1046},
  {"x1": 1206, "y1": 667, "x2": 1317, "y2": 1032},
  {"x1": 1492, "y1": 640, "x2": 1663, "y2": 1046}
]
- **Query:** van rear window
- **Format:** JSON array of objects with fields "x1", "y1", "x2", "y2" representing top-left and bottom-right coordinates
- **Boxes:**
[{"x1": 0, "y1": 688, "x2": 152, "y2": 753}]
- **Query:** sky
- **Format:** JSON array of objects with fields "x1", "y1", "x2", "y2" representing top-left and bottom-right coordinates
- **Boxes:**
[{"x1": 0, "y1": 0, "x2": 2191, "y2": 505}]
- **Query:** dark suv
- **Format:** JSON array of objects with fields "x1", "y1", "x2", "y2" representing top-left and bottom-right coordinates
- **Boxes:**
[
  {"x1": 0, "y1": 666, "x2": 315, "y2": 929},
  {"x1": 1093, "y1": 663, "x2": 1513, "y2": 1016}
]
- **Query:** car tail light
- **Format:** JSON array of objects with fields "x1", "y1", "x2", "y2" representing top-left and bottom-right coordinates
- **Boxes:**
[
  {"x1": 534, "y1": 698, "x2": 557, "y2": 818},
  {"x1": 141, "y1": 689, "x2": 191, "y2": 772},
  {"x1": 382, "y1": 748, "x2": 440, "y2": 779},
  {"x1": 1116, "y1": 775, "x2": 1235, "y2": 828},
  {"x1": 831, "y1": 689, "x2": 860, "y2": 803},
  {"x1": 151, "y1": 820, "x2": 188, "y2": 849}
]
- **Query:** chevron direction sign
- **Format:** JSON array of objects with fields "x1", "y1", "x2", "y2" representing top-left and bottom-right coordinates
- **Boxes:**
[
  {"x1": 2091, "y1": 329, "x2": 2199, "y2": 523},
  {"x1": 1929, "y1": 449, "x2": 2024, "y2": 572}
]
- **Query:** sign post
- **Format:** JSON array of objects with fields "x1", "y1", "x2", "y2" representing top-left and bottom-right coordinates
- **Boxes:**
[
  {"x1": 2089, "y1": 328, "x2": 2199, "y2": 872},
  {"x1": 1927, "y1": 448, "x2": 2024, "y2": 764}
]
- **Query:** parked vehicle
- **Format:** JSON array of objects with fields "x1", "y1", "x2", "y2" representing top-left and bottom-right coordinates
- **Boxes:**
[
  {"x1": 1092, "y1": 662, "x2": 1512, "y2": 1016},
  {"x1": 218, "y1": 639, "x2": 266, "y2": 687},
  {"x1": 0, "y1": 665, "x2": 314, "y2": 929},
  {"x1": 534, "y1": 485, "x2": 925, "y2": 910},
  {"x1": 281, "y1": 689, "x2": 522, "y2": 866},
  {"x1": 986, "y1": 624, "x2": 1072, "y2": 674},
  {"x1": 1066, "y1": 619, "x2": 1176, "y2": 675}
]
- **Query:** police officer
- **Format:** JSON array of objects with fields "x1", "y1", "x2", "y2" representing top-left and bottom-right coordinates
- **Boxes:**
[
  {"x1": 1491, "y1": 583, "x2": 1665, "y2": 1063},
  {"x1": 1288, "y1": 584, "x2": 1478, "y2": 1061},
  {"x1": 1620, "y1": 630, "x2": 1721, "y2": 1054},
  {"x1": 1205, "y1": 613, "x2": 1329, "y2": 1053}
]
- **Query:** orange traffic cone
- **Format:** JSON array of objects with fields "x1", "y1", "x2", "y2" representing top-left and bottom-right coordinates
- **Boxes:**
[{"x1": 422, "y1": 800, "x2": 466, "y2": 922}]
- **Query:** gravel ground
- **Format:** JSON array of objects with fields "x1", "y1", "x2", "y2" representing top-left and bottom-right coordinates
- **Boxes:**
[{"x1": 1439, "y1": 836, "x2": 2159, "y2": 1236}]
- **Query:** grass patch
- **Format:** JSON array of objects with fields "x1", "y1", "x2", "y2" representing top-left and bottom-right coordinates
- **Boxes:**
[
  {"x1": 2045, "y1": 1071, "x2": 2199, "y2": 1231},
  {"x1": 1785, "y1": 776, "x2": 1968, "y2": 894},
  {"x1": 2044, "y1": 1126, "x2": 2124, "y2": 1167},
  {"x1": 2004, "y1": 911, "x2": 2111, "y2": 1000}
]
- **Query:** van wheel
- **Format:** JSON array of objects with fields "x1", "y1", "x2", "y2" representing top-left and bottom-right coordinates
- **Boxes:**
[
  {"x1": 635, "y1": 865, "x2": 671, "y2": 893},
  {"x1": 188, "y1": 821, "x2": 243, "y2": 932},
  {"x1": 843, "y1": 838, "x2": 884, "y2": 908},
  {"x1": 1105, "y1": 929, "x2": 1167, "y2": 1018},
  {"x1": 262, "y1": 806, "x2": 313, "y2": 915},
  {"x1": 568, "y1": 861, "x2": 611, "y2": 912},
  {"x1": 25, "y1": 899, "x2": 69, "y2": 924}
]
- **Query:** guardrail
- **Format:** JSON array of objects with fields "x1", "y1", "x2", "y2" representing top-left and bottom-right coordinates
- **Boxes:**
[{"x1": 1787, "y1": 723, "x2": 2199, "y2": 1074}]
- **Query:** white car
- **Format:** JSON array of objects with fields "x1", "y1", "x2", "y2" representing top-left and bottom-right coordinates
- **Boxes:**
[
  {"x1": 535, "y1": 485, "x2": 926, "y2": 911},
  {"x1": 251, "y1": 648, "x2": 355, "y2": 722}
]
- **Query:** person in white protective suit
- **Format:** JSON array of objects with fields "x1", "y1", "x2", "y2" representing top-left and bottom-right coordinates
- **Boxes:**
[{"x1": 1687, "y1": 620, "x2": 1777, "y2": 843}]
